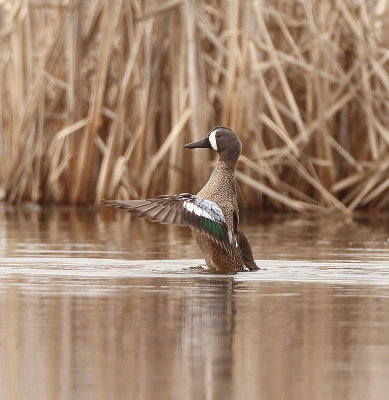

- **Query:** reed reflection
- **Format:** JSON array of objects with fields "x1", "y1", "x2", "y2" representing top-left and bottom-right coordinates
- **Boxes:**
[
  {"x1": 1, "y1": 207, "x2": 388, "y2": 263},
  {"x1": 1, "y1": 277, "x2": 389, "y2": 400},
  {"x1": 0, "y1": 277, "x2": 236, "y2": 400}
]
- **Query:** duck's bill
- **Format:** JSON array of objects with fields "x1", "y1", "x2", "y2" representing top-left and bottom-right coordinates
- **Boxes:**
[{"x1": 184, "y1": 137, "x2": 210, "y2": 149}]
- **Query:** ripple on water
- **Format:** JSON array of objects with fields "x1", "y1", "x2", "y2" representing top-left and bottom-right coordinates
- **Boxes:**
[{"x1": 0, "y1": 257, "x2": 388, "y2": 287}]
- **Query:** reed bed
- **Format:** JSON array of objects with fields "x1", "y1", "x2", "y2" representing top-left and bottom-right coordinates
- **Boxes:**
[{"x1": 1, "y1": 0, "x2": 388, "y2": 212}]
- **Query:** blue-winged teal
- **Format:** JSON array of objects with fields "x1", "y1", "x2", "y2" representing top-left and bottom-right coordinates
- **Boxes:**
[{"x1": 101, "y1": 127, "x2": 259, "y2": 272}]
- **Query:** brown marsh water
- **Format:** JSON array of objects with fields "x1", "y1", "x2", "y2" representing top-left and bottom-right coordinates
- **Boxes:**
[{"x1": 0, "y1": 207, "x2": 389, "y2": 400}]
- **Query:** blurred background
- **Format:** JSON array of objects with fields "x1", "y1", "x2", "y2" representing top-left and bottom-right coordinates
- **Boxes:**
[
  {"x1": 0, "y1": 0, "x2": 388, "y2": 211},
  {"x1": 1, "y1": 3, "x2": 389, "y2": 399}
]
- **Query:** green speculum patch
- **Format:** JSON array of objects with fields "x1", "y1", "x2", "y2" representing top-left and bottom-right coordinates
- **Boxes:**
[{"x1": 206, "y1": 219, "x2": 222, "y2": 238}]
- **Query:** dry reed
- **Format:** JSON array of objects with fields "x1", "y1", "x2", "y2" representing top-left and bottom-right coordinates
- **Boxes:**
[{"x1": 1, "y1": 0, "x2": 388, "y2": 212}]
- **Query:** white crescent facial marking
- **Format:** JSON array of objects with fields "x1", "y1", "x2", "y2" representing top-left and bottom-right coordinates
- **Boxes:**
[{"x1": 209, "y1": 130, "x2": 218, "y2": 151}]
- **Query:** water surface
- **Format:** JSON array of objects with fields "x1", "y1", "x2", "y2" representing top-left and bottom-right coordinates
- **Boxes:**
[{"x1": 0, "y1": 207, "x2": 388, "y2": 400}]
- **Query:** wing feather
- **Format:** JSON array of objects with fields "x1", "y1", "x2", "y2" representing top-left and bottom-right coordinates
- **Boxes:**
[
  {"x1": 151, "y1": 205, "x2": 174, "y2": 224},
  {"x1": 237, "y1": 231, "x2": 259, "y2": 271},
  {"x1": 100, "y1": 195, "x2": 235, "y2": 252},
  {"x1": 171, "y1": 202, "x2": 182, "y2": 225}
]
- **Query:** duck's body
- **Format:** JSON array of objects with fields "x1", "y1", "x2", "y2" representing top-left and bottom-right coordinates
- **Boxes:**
[
  {"x1": 193, "y1": 159, "x2": 257, "y2": 272},
  {"x1": 101, "y1": 127, "x2": 259, "y2": 272}
]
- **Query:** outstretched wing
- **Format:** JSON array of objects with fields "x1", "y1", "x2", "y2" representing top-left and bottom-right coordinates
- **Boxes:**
[{"x1": 100, "y1": 194, "x2": 236, "y2": 253}]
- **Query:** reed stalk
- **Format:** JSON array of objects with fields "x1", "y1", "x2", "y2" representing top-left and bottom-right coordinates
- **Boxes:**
[{"x1": 1, "y1": 0, "x2": 388, "y2": 212}]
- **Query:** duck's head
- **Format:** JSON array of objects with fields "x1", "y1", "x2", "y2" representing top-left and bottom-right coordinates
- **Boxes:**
[{"x1": 184, "y1": 126, "x2": 242, "y2": 161}]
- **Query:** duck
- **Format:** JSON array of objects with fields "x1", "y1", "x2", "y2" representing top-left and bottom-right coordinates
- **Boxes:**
[{"x1": 100, "y1": 126, "x2": 259, "y2": 272}]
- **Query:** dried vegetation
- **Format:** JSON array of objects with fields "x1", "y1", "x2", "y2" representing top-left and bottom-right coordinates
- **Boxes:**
[{"x1": 1, "y1": 0, "x2": 389, "y2": 213}]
